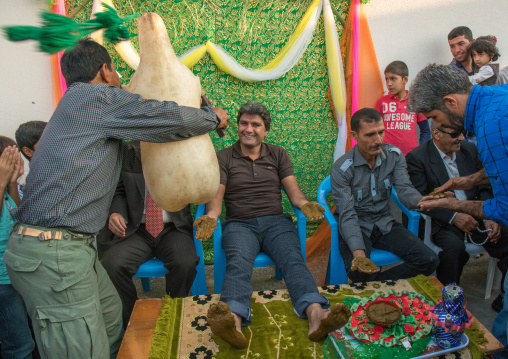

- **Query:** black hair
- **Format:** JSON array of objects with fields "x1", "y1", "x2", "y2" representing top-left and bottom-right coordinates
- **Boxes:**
[
  {"x1": 469, "y1": 36, "x2": 501, "y2": 62},
  {"x1": 60, "y1": 39, "x2": 113, "y2": 86},
  {"x1": 15, "y1": 121, "x2": 47, "y2": 160},
  {"x1": 0, "y1": 136, "x2": 17, "y2": 155},
  {"x1": 237, "y1": 101, "x2": 271, "y2": 131},
  {"x1": 351, "y1": 108, "x2": 382, "y2": 133},
  {"x1": 448, "y1": 26, "x2": 473, "y2": 42},
  {"x1": 385, "y1": 60, "x2": 408, "y2": 78}
]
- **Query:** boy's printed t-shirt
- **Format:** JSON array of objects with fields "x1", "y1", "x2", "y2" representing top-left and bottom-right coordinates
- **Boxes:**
[{"x1": 375, "y1": 93, "x2": 427, "y2": 156}]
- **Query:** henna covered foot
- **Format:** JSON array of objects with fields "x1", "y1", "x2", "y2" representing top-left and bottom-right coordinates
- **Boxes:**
[
  {"x1": 207, "y1": 302, "x2": 248, "y2": 349},
  {"x1": 308, "y1": 303, "x2": 351, "y2": 342}
]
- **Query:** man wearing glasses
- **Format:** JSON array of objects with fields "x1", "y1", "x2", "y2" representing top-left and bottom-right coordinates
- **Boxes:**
[
  {"x1": 408, "y1": 63, "x2": 508, "y2": 359},
  {"x1": 406, "y1": 120, "x2": 508, "y2": 312}
]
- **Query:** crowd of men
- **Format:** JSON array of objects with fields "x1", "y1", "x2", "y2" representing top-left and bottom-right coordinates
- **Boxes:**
[{"x1": 1, "y1": 24, "x2": 507, "y2": 359}]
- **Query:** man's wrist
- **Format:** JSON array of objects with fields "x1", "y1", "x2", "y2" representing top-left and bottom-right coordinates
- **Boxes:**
[
  {"x1": 471, "y1": 170, "x2": 485, "y2": 186},
  {"x1": 352, "y1": 249, "x2": 366, "y2": 258},
  {"x1": 445, "y1": 197, "x2": 461, "y2": 212},
  {"x1": 111, "y1": 212, "x2": 126, "y2": 221}
]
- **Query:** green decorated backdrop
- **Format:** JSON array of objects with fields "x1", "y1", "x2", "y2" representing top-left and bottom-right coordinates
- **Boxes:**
[{"x1": 68, "y1": 0, "x2": 350, "y2": 260}]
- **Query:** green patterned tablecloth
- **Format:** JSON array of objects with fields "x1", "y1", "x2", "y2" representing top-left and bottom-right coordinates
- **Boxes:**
[{"x1": 148, "y1": 275, "x2": 487, "y2": 359}]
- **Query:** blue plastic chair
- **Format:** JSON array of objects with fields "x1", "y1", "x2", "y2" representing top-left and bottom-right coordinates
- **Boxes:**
[
  {"x1": 316, "y1": 175, "x2": 420, "y2": 285},
  {"x1": 213, "y1": 187, "x2": 307, "y2": 294},
  {"x1": 133, "y1": 204, "x2": 217, "y2": 295}
]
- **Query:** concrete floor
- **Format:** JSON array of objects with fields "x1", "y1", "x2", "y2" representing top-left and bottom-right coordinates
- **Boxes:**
[{"x1": 134, "y1": 251, "x2": 502, "y2": 331}]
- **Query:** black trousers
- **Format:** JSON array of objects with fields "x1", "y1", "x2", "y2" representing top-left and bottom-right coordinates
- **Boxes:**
[
  {"x1": 102, "y1": 225, "x2": 199, "y2": 326},
  {"x1": 433, "y1": 223, "x2": 508, "y2": 287},
  {"x1": 339, "y1": 222, "x2": 439, "y2": 283}
]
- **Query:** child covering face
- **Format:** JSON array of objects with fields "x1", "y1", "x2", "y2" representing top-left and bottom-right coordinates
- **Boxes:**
[
  {"x1": 468, "y1": 35, "x2": 501, "y2": 86},
  {"x1": 0, "y1": 136, "x2": 35, "y2": 358}
]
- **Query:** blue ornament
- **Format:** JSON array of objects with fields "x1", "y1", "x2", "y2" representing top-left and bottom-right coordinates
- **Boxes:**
[{"x1": 431, "y1": 284, "x2": 472, "y2": 349}]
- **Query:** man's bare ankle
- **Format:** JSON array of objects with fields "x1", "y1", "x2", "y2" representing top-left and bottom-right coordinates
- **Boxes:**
[{"x1": 305, "y1": 302, "x2": 323, "y2": 317}]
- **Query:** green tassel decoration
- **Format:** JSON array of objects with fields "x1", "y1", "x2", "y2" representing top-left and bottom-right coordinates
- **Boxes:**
[
  {"x1": 3, "y1": 26, "x2": 42, "y2": 42},
  {"x1": 2, "y1": 2, "x2": 140, "y2": 54},
  {"x1": 38, "y1": 12, "x2": 84, "y2": 53},
  {"x1": 94, "y1": 4, "x2": 141, "y2": 44}
]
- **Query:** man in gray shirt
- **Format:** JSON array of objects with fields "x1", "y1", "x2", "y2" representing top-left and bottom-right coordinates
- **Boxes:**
[
  {"x1": 331, "y1": 108, "x2": 439, "y2": 283},
  {"x1": 3, "y1": 40, "x2": 228, "y2": 358}
]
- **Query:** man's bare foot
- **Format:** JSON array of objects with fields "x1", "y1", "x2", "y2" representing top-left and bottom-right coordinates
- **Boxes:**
[
  {"x1": 207, "y1": 302, "x2": 248, "y2": 349},
  {"x1": 307, "y1": 303, "x2": 351, "y2": 342}
]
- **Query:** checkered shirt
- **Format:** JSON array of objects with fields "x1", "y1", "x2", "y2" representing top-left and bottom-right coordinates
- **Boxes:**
[
  {"x1": 465, "y1": 84, "x2": 508, "y2": 224},
  {"x1": 13, "y1": 82, "x2": 219, "y2": 234}
]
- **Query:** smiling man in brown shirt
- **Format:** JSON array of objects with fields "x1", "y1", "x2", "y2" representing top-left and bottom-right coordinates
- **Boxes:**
[{"x1": 194, "y1": 101, "x2": 351, "y2": 349}]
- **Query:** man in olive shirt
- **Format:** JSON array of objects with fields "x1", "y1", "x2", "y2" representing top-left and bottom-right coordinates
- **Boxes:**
[
  {"x1": 194, "y1": 102, "x2": 351, "y2": 349},
  {"x1": 331, "y1": 108, "x2": 439, "y2": 283}
]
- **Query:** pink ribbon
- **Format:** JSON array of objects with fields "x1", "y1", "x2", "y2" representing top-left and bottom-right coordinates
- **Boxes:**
[
  {"x1": 53, "y1": 0, "x2": 68, "y2": 96},
  {"x1": 351, "y1": 0, "x2": 360, "y2": 146}
]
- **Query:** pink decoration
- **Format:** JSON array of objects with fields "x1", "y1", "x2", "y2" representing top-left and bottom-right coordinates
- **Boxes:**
[
  {"x1": 351, "y1": 0, "x2": 360, "y2": 147},
  {"x1": 54, "y1": 0, "x2": 67, "y2": 95}
]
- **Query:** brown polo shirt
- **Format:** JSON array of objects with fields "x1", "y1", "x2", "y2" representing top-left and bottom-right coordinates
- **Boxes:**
[{"x1": 217, "y1": 141, "x2": 294, "y2": 220}]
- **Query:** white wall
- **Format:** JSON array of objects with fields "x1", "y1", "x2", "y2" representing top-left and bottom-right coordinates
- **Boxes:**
[
  {"x1": 0, "y1": 0, "x2": 54, "y2": 143},
  {"x1": 364, "y1": 0, "x2": 508, "y2": 92},
  {"x1": 1, "y1": 0, "x2": 507, "y2": 142}
]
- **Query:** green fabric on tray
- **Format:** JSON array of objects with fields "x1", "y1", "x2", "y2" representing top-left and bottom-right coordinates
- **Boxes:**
[
  {"x1": 346, "y1": 290, "x2": 434, "y2": 347},
  {"x1": 338, "y1": 296, "x2": 432, "y2": 359},
  {"x1": 147, "y1": 276, "x2": 486, "y2": 359}
]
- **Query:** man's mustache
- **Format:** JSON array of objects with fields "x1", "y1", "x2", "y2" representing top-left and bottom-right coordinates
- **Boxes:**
[{"x1": 370, "y1": 144, "x2": 382, "y2": 150}]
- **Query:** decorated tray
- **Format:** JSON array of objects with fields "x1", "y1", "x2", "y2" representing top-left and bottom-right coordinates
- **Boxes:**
[
  {"x1": 346, "y1": 290, "x2": 434, "y2": 347},
  {"x1": 416, "y1": 333, "x2": 469, "y2": 358},
  {"x1": 326, "y1": 331, "x2": 470, "y2": 359}
]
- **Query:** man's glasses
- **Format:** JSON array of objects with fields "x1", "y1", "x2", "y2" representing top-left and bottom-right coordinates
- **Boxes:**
[{"x1": 436, "y1": 127, "x2": 467, "y2": 139}]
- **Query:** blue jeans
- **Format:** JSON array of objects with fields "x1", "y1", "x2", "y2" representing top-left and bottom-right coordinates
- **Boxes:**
[
  {"x1": 339, "y1": 222, "x2": 440, "y2": 283},
  {"x1": 0, "y1": 284, "x2": 35, "y2": 359},
  {"x1": 220, "y1": 214, "x2": 329, "y2": 325},
  {"x1": 493, "y1": 275, "x2": 508, "y2": 358}
]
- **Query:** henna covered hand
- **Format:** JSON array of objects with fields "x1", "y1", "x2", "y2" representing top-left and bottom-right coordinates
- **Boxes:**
[
  {"x1": 193, "y1": 215, "x2": 217, "y2": 241},
  {"x1": 301, "y1": 201, "x2": 325, "y2": 220},
  {"x1": 351, "y1": 256, "x2": 380, "y2": 273}
]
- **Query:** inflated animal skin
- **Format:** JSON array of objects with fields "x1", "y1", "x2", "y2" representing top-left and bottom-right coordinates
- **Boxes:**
[{"x1": 124, "y1": 13, "x2": 219, "y2": 212}]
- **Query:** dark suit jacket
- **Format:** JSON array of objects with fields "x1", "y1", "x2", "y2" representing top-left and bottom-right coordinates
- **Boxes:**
[
  {"x1": 97, "y1": 172, "x2": 193, "y2": 252},
  {"x1": 406, "y1": 140, "x2": 493, "y2": 232}
]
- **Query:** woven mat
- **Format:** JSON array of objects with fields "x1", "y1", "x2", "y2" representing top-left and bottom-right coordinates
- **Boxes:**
[{"x1": 148, "y1": 275, "x2": 487, "y2": 359}]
